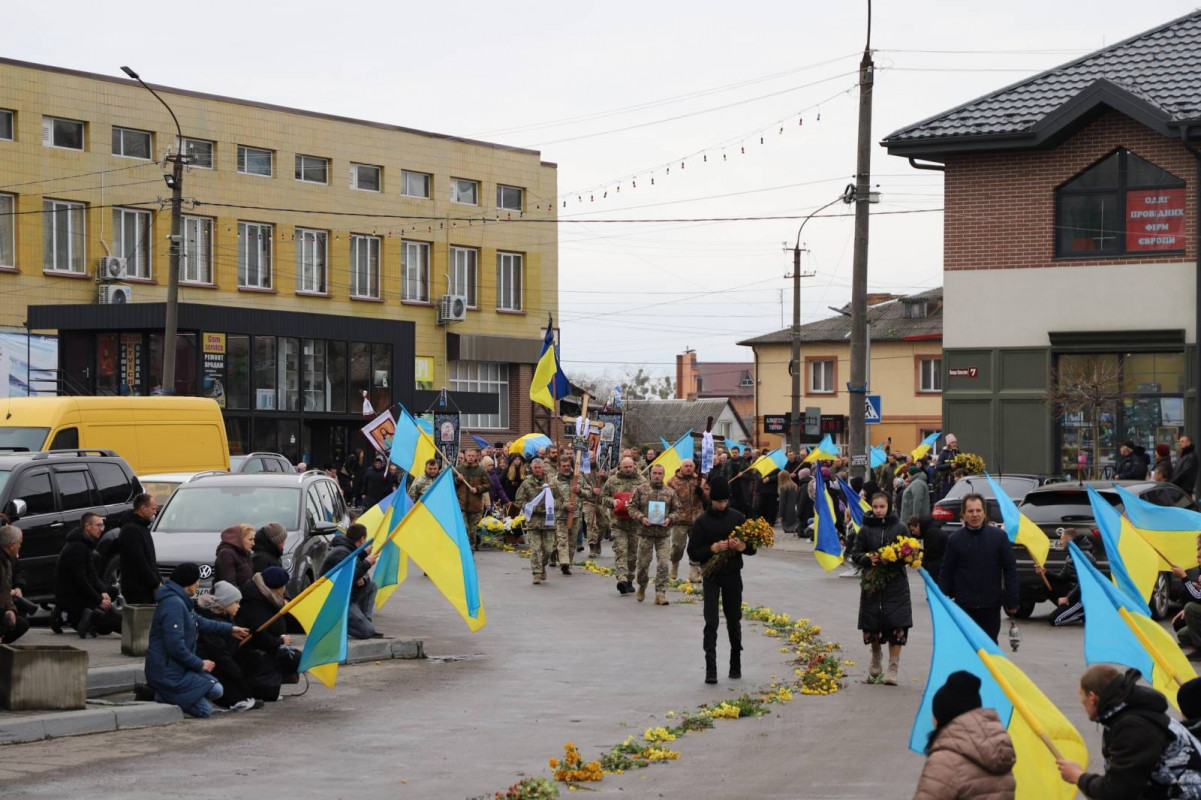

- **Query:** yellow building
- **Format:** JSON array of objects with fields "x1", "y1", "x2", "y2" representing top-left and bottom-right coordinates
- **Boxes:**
[
  {"x1": 738, "y1": 289, "x2": 943, "y2": 454},
  {"x1": 0, "y1": 57, "x2": 558, "y2": 465}
]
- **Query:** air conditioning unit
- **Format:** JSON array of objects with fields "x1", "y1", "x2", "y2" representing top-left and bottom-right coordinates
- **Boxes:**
[
  {"x1": 97, "y1": 256, "x2": 130, "y2": 281},
  {"x1": 98, "y1": 283, "x2": 132, "y2": 304},
  {"x1": 438, "y1": 294, "x2": 468, "y2": 324}
]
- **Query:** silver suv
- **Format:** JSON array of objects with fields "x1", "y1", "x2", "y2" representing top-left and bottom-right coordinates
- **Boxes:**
[{"x1": 150, "y1": 471, "x2": 348, "y2": 595}]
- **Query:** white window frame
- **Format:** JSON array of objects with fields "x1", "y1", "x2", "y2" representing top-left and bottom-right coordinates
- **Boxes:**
[
  {"x1": 449, "y1": 246, "x2": 478, "y2": 309},
  {"x1": 449, "y1": 361, "x2": 509, "y2": 429},
  {"x1": 237, "y1": 145, "x2": 273, "y2": 177},
  {"x1": 112, "y1": 207, "x2": 152, "y2": 279},
  {"x1": 350, "y1": 163, "x2": 381, "y2": 192},
  {"x1": 0, "y1": 193, "x2": 14, "y2": 268},
  {"x1": 180, "y1": 215, "x2": 213, "y2": 284},
  {"x1": 294, "y1": 154, "x2": 329, "y2": 185},
  {"x1": 402, "y1": 241, "x2": 430, "y2": 302},
  {"x1": 402, "y1": 170, "x2": 431, "y2": 199},
  {"x1": 0, "y1": 110, "x2": 13, "y2": 142},
  {"x1": 809, "y1": 360, "x2": 835, "y2": 394},
  {"x1": 42, "y1": 199, "x2": 86, "y2": 274},
  {"x1": 450, "y1": 178, "x2": 479, "y2": 206},
  {"x1": 738, "y1": 371, "x2": 754, "y2": 388},
  {"x1": 496, "y1": 251, "x2": 523, "y2": 311},
  {"x1": 182, "y1": 137, "x2": 214, "y2": 169},
  {"x1": 496, "y1": 184, "x2": 524, "y2": 211},
  {"x1": 295, "y1": 228, "x2": 328, "y2": 294},
  {"x1": 111, "y1": 126, "x2": 152, "y2": 160},
  {"x1": 238, "y1": 222, "x2": 273, "y2": 289},
  {"x1": 42, "y1": 116, "x2": 84, "y2": 151},
  {"x1": 919, "y1": 358, "x2": 943, "y2": 393},
  {"x1": 350, "y1": 235, "x2": 381, "y2": 299}
]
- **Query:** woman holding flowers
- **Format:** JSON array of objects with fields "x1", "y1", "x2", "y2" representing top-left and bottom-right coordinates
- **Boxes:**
[{"x1": 849, "y1": 492, "x2": 916, "y2": 686}]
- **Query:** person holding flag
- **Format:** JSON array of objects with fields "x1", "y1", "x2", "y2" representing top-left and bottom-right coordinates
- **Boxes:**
[{"x1": 319, "y1": 524, "x2": 380, "y2": 639}]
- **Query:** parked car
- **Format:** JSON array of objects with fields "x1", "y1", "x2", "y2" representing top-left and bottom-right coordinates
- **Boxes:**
[
  {"x1": 137, "y1": 471, "x2": 229, "y2": 509},
  {"x1": 929, "y1": 473, "x2": 1043, "y2": 537},
  {"x1": 150, "y1": 471, "x2": 349, "y2": 596},
  {"x1": 1013, "y1": 480, "x2": 1201, "y2": 620},
  {"x1": 229, "y1": 452, "x2": 295, "y2": 474},
  {"x1": 0, "y1": 448, "x2": 140, "y2": 602}
]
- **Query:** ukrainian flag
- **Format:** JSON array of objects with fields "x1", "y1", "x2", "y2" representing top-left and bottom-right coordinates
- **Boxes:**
[
  {"x1": 283, "y1": 541, "x2": 368, "y2": 688},
  {"x1": 812, "y1": 465, "x2": 843, "y2": 571},
  {"x1": 1071, "y1": 540, "x2": 1196, "y2": 709},
  {"x1": 837, "y1": 477, "x2": 871, "y2": 533},
  {"x1": 1113, "y1": 485, "x2": 1200, "y2": 570},
  {"x1": 365, "y1": 488, "x2": 414, "y2": 610},
  {"x1": 660, "y1": 436, "x2": 671, "y2": 452},
  {"x1": 1087, "y1": 485, "x2": 1157, "y2": 609},
  {"x1": 530, "y1": 316, "x2": 570, "y2": 412},
  {"x1": 803, "y1": 434, "x2": 840, "y2": 464},
  {"x1": 911, "y1": 431, "x2": 941, "y2": 461},
  {"x1": 749, "y1": 447, "x2": 787, "y2": 478},
  {"x1": 911, "y1": 569, "x2": 1087, "y2": 800},
  {"x1": 870, "y1": 443, "x2": 889, "y2": 469},
  {"x1": 983, "y1": 473, "x2": 1050, "y2": 566},
  {"x1": 723, "y1": 438, "x2": 746, "y2": 456},
  {"x1": 390, "y1": 405, "x2": 438, "y2": 475},
  {"x1": 384, "y1": 470, "x2": 486, "y2": 632},
  {"x1": 650, "y1": 431, "x2": 694, "y2": 479}
]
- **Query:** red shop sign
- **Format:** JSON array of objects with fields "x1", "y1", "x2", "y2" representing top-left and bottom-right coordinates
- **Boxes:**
[{"x1": 1126, "y1": 187, "x2": 1186, "y2": 252}]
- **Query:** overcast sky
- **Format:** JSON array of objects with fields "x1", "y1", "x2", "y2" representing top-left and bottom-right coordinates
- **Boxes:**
[{"x1": 5, "y1": 0, "x2": 1198, "y2": 380}]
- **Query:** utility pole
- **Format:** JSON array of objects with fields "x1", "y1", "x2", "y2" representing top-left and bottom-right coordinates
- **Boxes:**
[
  {"x1": 847, "y1": 3, "x2": 875, "y2": 478},
  {"x1": 787, "y1": 247, "x2": 815, "y2": 453}
]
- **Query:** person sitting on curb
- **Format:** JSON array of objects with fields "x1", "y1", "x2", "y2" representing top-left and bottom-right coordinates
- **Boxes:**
[
  {"x1": 144, "y1": 563, "x2": 249, "y2": 718},
  {"x1": 0, "y1": 526, "x2": 29, "y2": 644},
  {"x1": 1034, "y1": 527, "x2": 1097, "y2": 627},
  {"x1": 235, "y1": 566, "x2": 301, "y2": 702},
  {"x1": 251, "y1": 523, "x2": 288, "y2": 574},
  {"x1": 1172, "y1": 535, "x2": 1201, "y2": 662},
  {"x1": 320, "y1": 524, "x2": 380, "y2": 639},
  {"x1": 53, "y1": 512, "x2": 121, "y2": 638},
  {"x1": 195, "y1": 581, "x2": 260, "y2": 712},
  {"x1": 214, "y1": 523, "x2": 255, "y2": 588}
]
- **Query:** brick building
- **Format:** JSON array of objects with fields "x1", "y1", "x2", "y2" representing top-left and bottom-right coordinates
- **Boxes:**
[
  {"x1": 674, "y1": 351, "x2": 755, "y2": 431},
  {"x1": 883, "y1": 11, "x2": 1200, "y2": 480}
]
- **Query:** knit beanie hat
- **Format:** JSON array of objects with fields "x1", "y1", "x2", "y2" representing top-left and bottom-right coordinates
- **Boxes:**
[
  {"x1": 908, "y1": 465, "x2": 923, "y2": 476},
  {"x1": 1157, "y1": 443, "x2": 1172, "y2": 458},
  {"x1": 932, "y1": 670, "x2": 982, "y2": 726},
  {"x1": 1179, "y1": 677, "x2": 1201, "y2": 721},
  {"x1": 170, "y1": 562, "x2": 201, "y2": 587},
  {"x1": 708, "y1": 476, "x2": 731, "y2": 502},
  {"x1": 261, "y1": 566, "x2": 290, "y2": 589},
  {"x1": 211, "y1": 580, "x2": 242, "y2": 608}
]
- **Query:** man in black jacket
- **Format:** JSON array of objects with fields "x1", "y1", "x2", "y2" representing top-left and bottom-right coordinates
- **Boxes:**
[
  {"x1": 934, "y1": 434, "x2": 960, "y2": 501},
  {"x1": 356, "y1": 454, "x2": 397, "y2": 510},
  {"x1": 1034, "y1": 528, "x2": 1096, "y2": 627},
  {"x1": 936, "y1": 494, "x2": 1018, "y2": 642},
  {"x1": 687, "y1": 476, "x2": 755, "y2": 685},
  {"x1": 1173, "y1": 436, "x2": 1199, "y2": 496},
  {"x1": 117, "y1": 494, "x2": 160, "y2": 604},
  {"x1": 320, "y1": 523, "x2": 380, "y2": 639},
  {"x1": 54, "y1": 512, "x2": 121, "y2": 637}
]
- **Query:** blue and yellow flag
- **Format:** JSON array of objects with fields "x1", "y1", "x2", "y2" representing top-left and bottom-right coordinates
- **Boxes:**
[
  {"x1": 749, "y1": 447, "x2": 787, "y2": 478},
  {"x1": 390, "y1": 405, "x2": 439, "y2": 475},
  {"x1": 803, "y1": 434, "x2": 840, "y2": 464},
  {"x1": 911, "y1": 431, "x2": 941, "y2": 461},
  {"x1": 385, "y1": 470, "x2": 486, "y2": 632},
  {"x1": 811, "y1": 465, "x2": 843, "y2": 571},
  {"x1": 1088, "y1": 485, "x2": 1156, "y2": 610},
  {"x1": 870, "y1": 443, "x2": 889, "y2": 469},
  {"x1": 530, "y1": 316, "x2": 570, "y2": 412},
  {"x1": 1113, "y1": 484, "x2": 1200, "y2": 570},
  {"x1": 650, "y1": 431, "x2": 694, "y2": 479},
  {"x1": 911, "y1": 569, "x2": 1087, "y2": 799},
  {"x1": 365, "y1": 487, "x2": 414, "y2": 610},
  {"x1": 659, "y1": 436, "x2": 671, "y2": 452},
  {"x1": 724, "y1": 438, "x2": 746, "y2": 456},
  {"x1": 282, "y1": 541, "x2": 368, "y2": 689},
  {"x1": 1071, "y1": 540, "x2": 1195, "y2": 709},
  {"x1": 983, "y1": 473, "x2": 1050, "y2": 566},
  {"x1": 837, "y1": 477, "x2": 871, "y2": 533}
]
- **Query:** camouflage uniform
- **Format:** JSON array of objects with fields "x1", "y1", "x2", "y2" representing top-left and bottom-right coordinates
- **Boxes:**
[
  {"x1": 628, "y1": 479, "x2": 682, "y2": 595},
  {"x1": 601, "y1": 470, "x2": 646, "y2": 587},
  {"x1": 455, "y1": 465, "x2": 490, "y2": 549},
  {"x1": 408, "y1": 473, "x2": 436, "y2": 503},
  {"x1": 553, "y1": 468, "x2": 579, "y2": 566},
  {"x1": 582, "y1": 471, "x2": 606, "y2": 557},
  {"x1": 515, "y1": 475, "x2": 565, "y2": 582},
  {"x1": 667, "y1": 472, "x2": 706, "y2": 582}
]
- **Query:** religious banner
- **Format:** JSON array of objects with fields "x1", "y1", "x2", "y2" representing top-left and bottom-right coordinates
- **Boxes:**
[
  {"x1": 361, "y1": 409, "x2": 396, "y2": 457},
  {"x1": 595, "y1": 412, "x2": 624, "y2": 473},
  {"x1": 434, "y1": 411, "x2": 461, "y2": 466}
]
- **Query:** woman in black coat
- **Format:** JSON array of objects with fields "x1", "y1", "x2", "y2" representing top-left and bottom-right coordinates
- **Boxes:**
[
  {"x1": 214, "y1": 524, "x2": 255, "y2": 589},
  {"x1": 251, "y1": 523, "x2": 287, "y2": 574},
  {"x1": 234, "y1": 568, "x2": 299, "y2": 702},
  {"x1": 849, "y1": 492, "x2": 913, "y2": 687}
]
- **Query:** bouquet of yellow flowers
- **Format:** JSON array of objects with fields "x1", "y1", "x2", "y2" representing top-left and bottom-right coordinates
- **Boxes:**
[
  {"x1": 701, "y1": 517, "x2": 775, "y2": 578},
  {"x1": 861, "y1": 535, "x2": 922, "y2": 594}
]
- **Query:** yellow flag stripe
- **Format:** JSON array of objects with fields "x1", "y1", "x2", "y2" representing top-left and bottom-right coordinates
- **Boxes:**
[
  {"x1": 288, "y1": 577, "x2": 336, "y2": 633},
  {"x1": 1120, "y1": 607, "x2": 1196, "y2": 709}
]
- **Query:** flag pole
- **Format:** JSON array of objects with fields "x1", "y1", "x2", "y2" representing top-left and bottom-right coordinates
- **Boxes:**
[
  {"x1": 1117, "y1": 606, "x2": 1188, "y2": 688},
  {"x1": 236, "y1": 575, "x2": 327, "y2": 649}
]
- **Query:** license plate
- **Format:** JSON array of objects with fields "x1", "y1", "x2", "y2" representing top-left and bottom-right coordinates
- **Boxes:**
[{"x1": 196, "y1": 587, "x2": 211, "y2": 595}]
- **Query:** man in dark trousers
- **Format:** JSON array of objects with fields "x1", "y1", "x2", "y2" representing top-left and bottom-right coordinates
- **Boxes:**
[
  {"x1": 937, "y1": 493, "x2": 1018, "y2": 642},
  {"x1": 687, "y1": 476, "x2": 756, "y2": 685},
  {"x1": 1174, "y1": 435, "x2": 1199, "y2": 496},
  {"x1": 356, "y1": 454, "x2": 396, "y2": 510},
  {"x1": 118, "y1": 493, "x2": 160, "y2": 605},
  {"x1": 54, "y1": 512, "x2": 121, "y2": 637}
]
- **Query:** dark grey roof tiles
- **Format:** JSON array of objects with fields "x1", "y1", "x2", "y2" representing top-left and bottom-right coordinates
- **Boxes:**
[{"x1": 737, "y1": 287, "x2": 942, "y2": 346}]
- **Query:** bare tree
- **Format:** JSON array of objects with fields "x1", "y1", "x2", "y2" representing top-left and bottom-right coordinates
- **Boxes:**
[{"x1": 1044, "y1": 358, "x2": 1124, "y2": 480}]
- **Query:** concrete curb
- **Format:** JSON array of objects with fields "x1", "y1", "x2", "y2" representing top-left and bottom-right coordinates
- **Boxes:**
[{"x1": 0, "y1": 702, "x2": 182, "y2": 745}]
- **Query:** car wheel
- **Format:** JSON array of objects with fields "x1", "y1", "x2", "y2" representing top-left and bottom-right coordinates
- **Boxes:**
[
  {"x1": 1150, "y1": 572, "x2": 1171, "y2": 620},
  {"x1": 1013, "y1": 599, "x2": 1036, "y2": 620},
  {"x1": 101, "y1": 558, "x2": 121, "y2": 596},
  {"x1": 297, "y1": 570, "x2": 314, "y2": 592}
]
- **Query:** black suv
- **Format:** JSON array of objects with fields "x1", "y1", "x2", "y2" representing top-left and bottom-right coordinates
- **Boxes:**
[
  {"x1": 0, "y1": 449, "x2": 140, "y2": 602},
  {"x1": 1014, "y1": 480, "x2": 1200, "y2": 620}
]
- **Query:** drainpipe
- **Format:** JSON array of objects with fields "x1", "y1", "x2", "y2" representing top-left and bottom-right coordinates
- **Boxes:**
[
  {"x1": 908, "y1": 157, "x2": 945, "y2": 172},
  {"x1": 1182, "y1": 127, "x2": 1201, "y2": 490}
]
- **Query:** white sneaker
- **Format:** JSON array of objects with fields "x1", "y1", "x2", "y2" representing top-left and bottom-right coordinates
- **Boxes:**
[
  {"x1": 230, "y1": 699, "x2": 256, "y2": 712},
  {"x1": 838, "y1": 566, "x2": 860, "y2": 578}
]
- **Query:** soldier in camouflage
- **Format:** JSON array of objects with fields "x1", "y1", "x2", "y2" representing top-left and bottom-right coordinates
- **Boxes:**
[
  {"x1": 408, "y1": 458, "x2": 440, "y2": 503},
  {"x1": 601, "y1": 457, "x2": 646, "y2": 595},
  {"x1": 628, "y1": 464, "x2": 682, "y2": 605},
  {"x1": 515, "y1": 459, "x2": 564, "y2": 585},
  {"x1": 553, "y1": 455, "x2": 579, "y2": 575},
  {"x1": 456, "y1": 449, "x2": 490, "y2": 552},
  {"x1": 583, "y1": 467, "x2": 607, "y2": 558},
  {"x1": 667, "y1": 459, "x2": 707, "y2": 583}
]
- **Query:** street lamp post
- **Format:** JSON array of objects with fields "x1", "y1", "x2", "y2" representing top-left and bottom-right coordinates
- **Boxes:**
[{"x1": 121, "y1": 66, "x2": 186, "y2": 394}]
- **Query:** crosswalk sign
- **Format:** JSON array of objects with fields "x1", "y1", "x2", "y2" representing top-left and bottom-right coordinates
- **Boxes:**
[{"x1": 865, "y1": 394, "x2": 882, "y2": 424}]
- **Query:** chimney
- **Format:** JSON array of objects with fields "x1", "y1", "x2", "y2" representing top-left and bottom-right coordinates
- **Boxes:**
[{"x1": 676, "y1": 350, "x2": 697, "y2": 400}]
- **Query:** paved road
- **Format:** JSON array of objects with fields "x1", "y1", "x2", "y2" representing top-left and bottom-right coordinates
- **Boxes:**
[{"x1": 3, "y1": 533, "x2": 1120, "y2": 799}]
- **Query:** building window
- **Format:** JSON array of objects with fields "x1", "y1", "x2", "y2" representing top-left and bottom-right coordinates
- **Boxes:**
[
  {"x1": 182, "y1": 137, "x2": 214, "y2": 169},
  {"x1": 42, "y1": 199, "x2": 86, "y2": 273},
  {"x1": 295, "y1": 154, "x2": 329, "y2": 184},
  {"x1": 738, "y1": 371, "x2": 754, "y2": 388},
  {"x1": 43, "y1": 117, "x2": 84, "y2": 150},
  {"x1": 809, "y1": 359, "x2": 835, "y2": 394},
  {"x1": 295, "y1": 228, "x2": 327, "y2": 294},
  {"x1": 450, "y1": 361, "x2": 509, "y2": 429},
  {"x1": 0, "y1": 110, "x2": 13, "y2": 141},
  {"x1": 279, "y1": 336, "x2": 300, "y2": 411},
  {"x1": 237, "y1": 145, "x2": 273, "y2": 177},
  {"x1": 402, "y1": 170, "x2": 431, "y2": 199},
  {"x1": 903, "y1": 299, "x2": 928, "y2": 319},
  {"x1": 350, "y1": 234, "x2": 381, "y2": 299},
  {"x1": 350, "y1": 163, "x2": 381, "y2": 192},
  {"x1": 450, "y1": 246, "x2": 478, "y2": 308},
  {"x1": 181, "y1": 215, "x2": 213, "y2": 284},
  {"x1": 450, "y1": 178, "x2": 479, "y2": 205},
  {"x1": 496, "y1": 184, "x2": 524, "y2": 211},
  {"x1": 402, "y1": 241, "x2": 430, "y2": 302},
  {"x1": 919, "y1": 357, "x2": 942, "y2": 393},
  {"x1": 113, "y1": 207, "x2": 152, "y2": 279},
  {"x1": 227, "y1": 334, "x2": 250, "y2": 409},
  {"x1": 302, "y1": 339, "x2": 326, "y2": 412},
  {"x1": 0, "y1": 194, "x2": 13, "y2": 268},
  {"x1": 496, "y1": 251, "x2": 523, "y2": 311},
  {"x1": 238, "y1": 222, "x2": 273, "y2": 288},
  {"x1": 254, "y1": 336, "x2": 276, "y2": 410},
  {"x1": 1056, "y1": 148, "x2": 1185, "y2": 257},
  {"x1": 111, "y1": 126, "x2": 152, "y2": 159}
]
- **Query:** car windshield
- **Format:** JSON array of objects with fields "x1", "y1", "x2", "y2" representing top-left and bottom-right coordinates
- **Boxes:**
[
  {"x1": 141, "y1": 481, "x2": 183, "y2": 509},
  {"x1": 154, "y1": 486, "x2": 300, "y2": 533},
  {"x1": 0, "y1": 427, "x2": 49, "y2": 452},
  {"x1": 944, "y1": 475, "x2": 1037, "y2": 501}
]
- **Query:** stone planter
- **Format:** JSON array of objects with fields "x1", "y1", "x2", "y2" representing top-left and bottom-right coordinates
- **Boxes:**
[
  {"x1": 121, "y1": 604, "x2": 156, "y2": 657},
  {"x1": 0, "y1": 644, "x2": 88, "y2": 711}
]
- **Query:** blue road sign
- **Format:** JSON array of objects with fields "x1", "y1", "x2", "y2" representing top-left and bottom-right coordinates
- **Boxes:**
[{"x1": 865, "y1": 394, "x2": 882, "y2": 425}]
